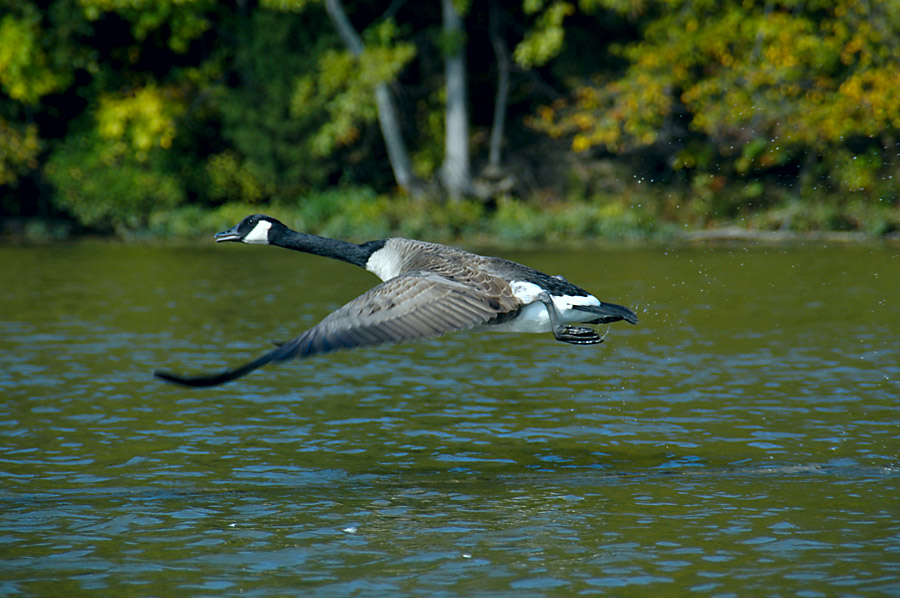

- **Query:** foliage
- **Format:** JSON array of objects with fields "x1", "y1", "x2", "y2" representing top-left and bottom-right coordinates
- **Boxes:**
[
  {"x1": 1, "y1": 0, "x2": 898, "y2": 239},
  {"x1": 96, "y1": 84, "x2": 185, "y2": 155},
  {"x1": 0, "y1": 10, "x2": 67, "y2": 104},
  {"x1": 215, "y1": 10, "x2": 342, "y2": 200},
  {"x1": 0, "y1": 2, "x2": 98, "y2": 105},
  {"x1": 44, "y1": 129, "x2": 185, "y2": 233},
  {"x1": 291, "y1": 20, "x2": 417, "y2": 157},
  {"x1": 45, "y1": 83, "x2": 192, "y2": 231},
  {"x1": 493, "y1": 193, "x2": 654, "y2": 241},
  {"x1": 205, "y1": 151, "x2": 273, "y2": 205},
  {"x1": 0, "y1": 1, "x2": 95, "y2": 192},
  {"x1": 533, "y1": 0, "x2": 900, "y2": 215},
  {"x1": 0, "y1": 120, "x2": 41, "y2": 187},
  {"x1": 514, "y1": 1, "x2": 575, "y2": 68},
  {"x1": 78, "y1": 0, "x2": 213, "y2": 53}
]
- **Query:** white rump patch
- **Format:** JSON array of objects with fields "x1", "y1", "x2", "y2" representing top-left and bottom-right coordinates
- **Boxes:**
[{"x1": 244, "y1": 220, "x2": 272, "y2": 244}]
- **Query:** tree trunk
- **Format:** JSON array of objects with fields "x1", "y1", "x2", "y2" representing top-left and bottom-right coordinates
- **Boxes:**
[
  {"x1": 440, "y1": 0, "x2": 472, "y2": 199},
  {"x1": 486, "y1": 0, "x2": 509, "y2": 174},
  {"x1": 323, "y1": 0, "x2": 416, "y2": 192}
]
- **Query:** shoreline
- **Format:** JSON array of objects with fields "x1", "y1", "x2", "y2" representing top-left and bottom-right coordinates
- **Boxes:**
[{"x1": 3, "y1": 217, "x2": 897, "y2": 247}]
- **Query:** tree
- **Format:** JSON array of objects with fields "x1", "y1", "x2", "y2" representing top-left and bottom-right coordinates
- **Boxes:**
[
  {"x1": 266, "y1": 0, "x2": 480, "y2": 198},
  {"x1": 0, "y1": 1, "x2": 91, "y2": 198},
  {"x1": 322, "y1": 0, "x2": 418, "y2": 192},
  {"x1": 440, "y1": 0, "x2": 473, "y2": 199},
  {"x1": 486, "y1": 0, "x2": 510, "y2": 174},
  {"x1": 532, "y1": 0, "x2": 900, "y2": 202}
]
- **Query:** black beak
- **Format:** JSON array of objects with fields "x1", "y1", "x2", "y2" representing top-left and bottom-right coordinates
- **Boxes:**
[{"x1": 214, "y1": 225, "x2": 242, "y2": 243}]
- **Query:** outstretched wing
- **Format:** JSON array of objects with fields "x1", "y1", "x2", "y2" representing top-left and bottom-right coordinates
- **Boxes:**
[{"x1": 154, "y1": 271, "x2": 518, "y2": 387}]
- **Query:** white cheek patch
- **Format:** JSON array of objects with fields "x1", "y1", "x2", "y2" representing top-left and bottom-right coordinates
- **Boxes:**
[{"x1": 243, "y1": 220, "x2": 272, "y2": 244}]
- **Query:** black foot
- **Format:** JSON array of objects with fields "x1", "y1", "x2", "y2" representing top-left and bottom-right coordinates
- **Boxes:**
[{"x1": 554, "y1": 325, "x2": 603, "y2": 345}]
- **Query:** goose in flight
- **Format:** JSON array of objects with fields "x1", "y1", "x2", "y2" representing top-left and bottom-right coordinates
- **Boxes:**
[{"x1": 154, "y1": 214, "x2": 637, "y2": 387}]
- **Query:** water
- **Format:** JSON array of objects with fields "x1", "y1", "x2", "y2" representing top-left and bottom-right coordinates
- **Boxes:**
[{"x1": 1, "y1": 240, "x2": 898, "y2": 596}]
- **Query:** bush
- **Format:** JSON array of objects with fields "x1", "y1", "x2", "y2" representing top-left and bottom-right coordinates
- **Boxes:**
[{"x1": 44, "y1": 133, "x2": 185, "y2": 233}]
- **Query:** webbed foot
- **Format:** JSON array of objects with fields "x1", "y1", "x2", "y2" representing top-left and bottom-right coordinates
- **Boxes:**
[{"x1": 554, "y1": 325, "x2": 603, "y2": 345}]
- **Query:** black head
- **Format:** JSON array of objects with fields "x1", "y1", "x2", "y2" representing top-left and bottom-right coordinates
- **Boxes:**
[{"x1": 214, "y1": 214, "x2": 286, "y2": 244}]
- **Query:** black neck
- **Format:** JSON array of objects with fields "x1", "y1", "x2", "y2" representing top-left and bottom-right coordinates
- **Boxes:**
[{"x1": 270, "y1": 226, "x2": 384, "y2": 268}]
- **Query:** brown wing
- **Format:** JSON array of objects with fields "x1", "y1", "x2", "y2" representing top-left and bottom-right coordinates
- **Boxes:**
[
  {"x1": 154, "y1": 270, "x2": 519, "y2": 387},
  {"x1": 291, "y1": 269, "x2": 517, "y2": 355}
]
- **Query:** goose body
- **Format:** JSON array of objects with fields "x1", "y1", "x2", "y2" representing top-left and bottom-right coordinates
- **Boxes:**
[{"x1": 154, "y1": 214, "x2": 637, "y2": 387}]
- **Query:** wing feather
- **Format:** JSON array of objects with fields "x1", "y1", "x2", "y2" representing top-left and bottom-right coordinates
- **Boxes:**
[{"x1": 154, "y1": 270, "x2": 518, "y2": 387}]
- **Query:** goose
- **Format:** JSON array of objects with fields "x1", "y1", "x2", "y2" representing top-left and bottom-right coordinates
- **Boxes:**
[{"x1": 154, "y1": 214, "x2": 637, "y2": 387}]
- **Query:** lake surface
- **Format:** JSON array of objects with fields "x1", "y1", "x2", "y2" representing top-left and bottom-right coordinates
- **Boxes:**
[{"x1": 1, "y1": 240, "x2": 898, "y2": 596}]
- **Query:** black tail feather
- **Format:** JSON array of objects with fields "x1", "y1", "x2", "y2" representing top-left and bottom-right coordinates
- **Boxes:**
[{"x1": 572, "y1": 302, "x2": 638, "y2": 325}]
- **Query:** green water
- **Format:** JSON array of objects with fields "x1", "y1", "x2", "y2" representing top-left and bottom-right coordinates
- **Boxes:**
[{"x1": 1, "y1": 241, "x2": 898, "y2": 596}]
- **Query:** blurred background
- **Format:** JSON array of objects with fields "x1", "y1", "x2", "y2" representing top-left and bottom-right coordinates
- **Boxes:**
[
  {"x1": 3, "y1": 3, "x2": 900, "y2": 593},
  {"x1": 1, "y1": 0, "x2": 898, "y2": 240}
]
